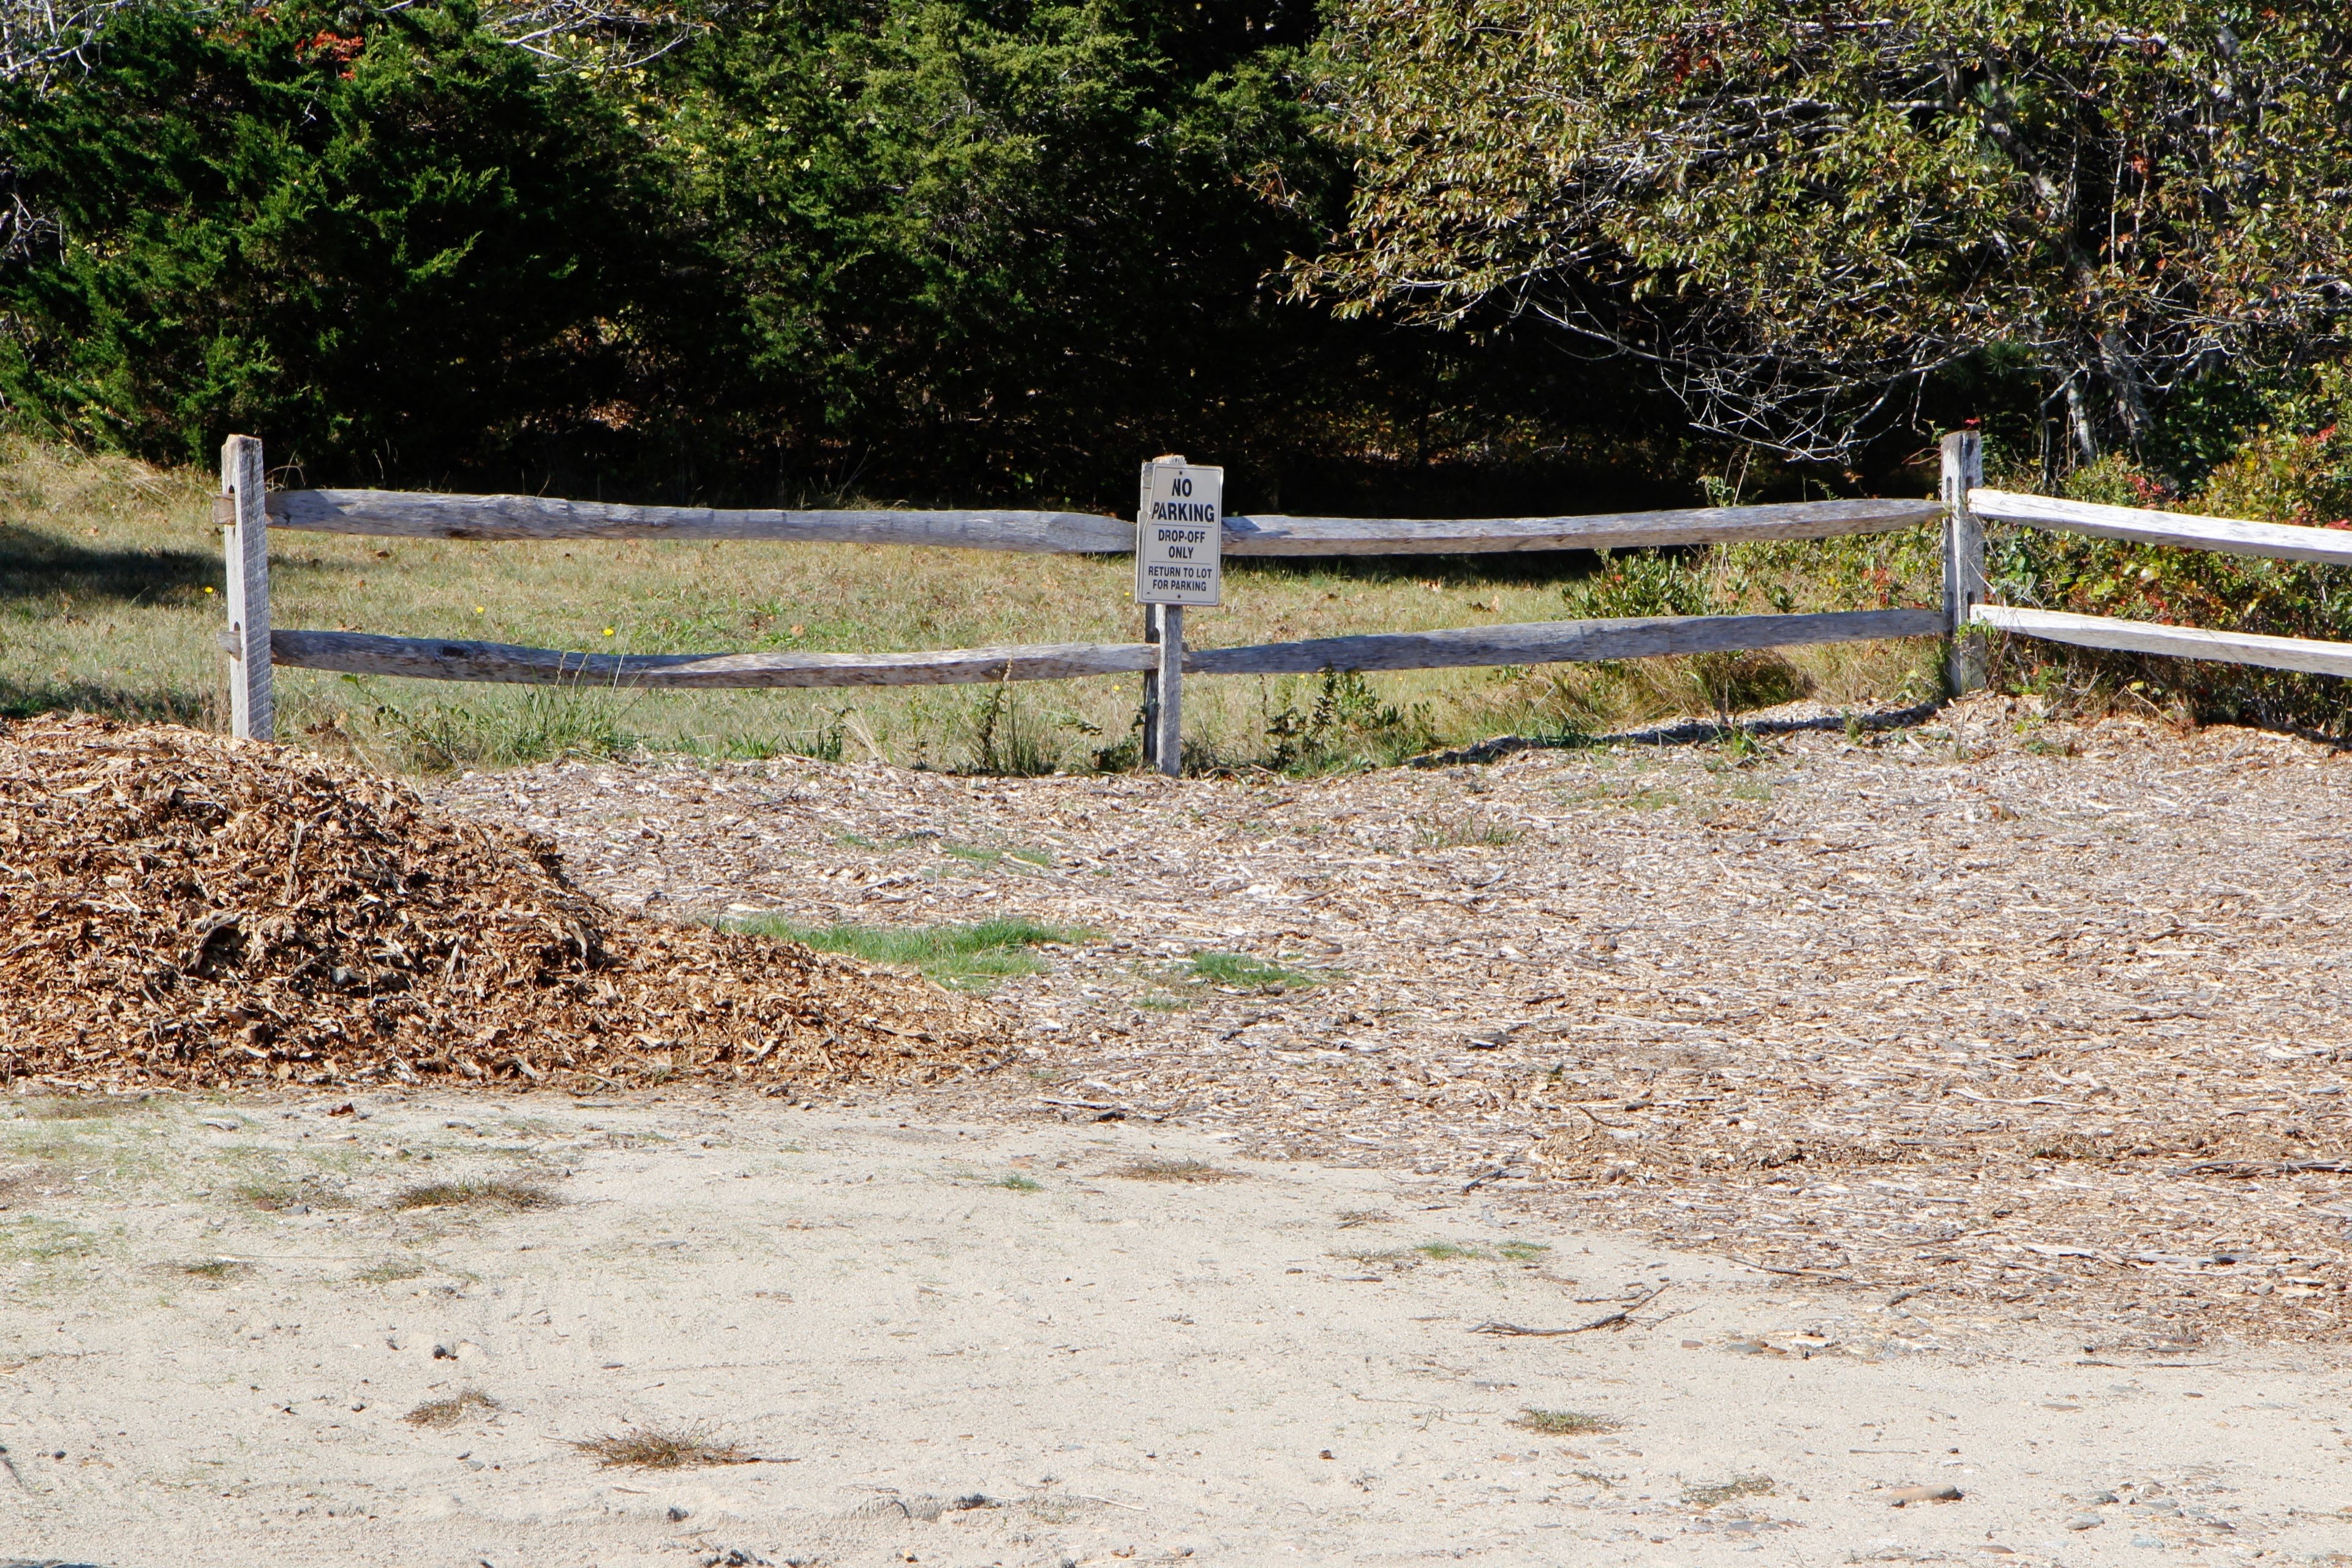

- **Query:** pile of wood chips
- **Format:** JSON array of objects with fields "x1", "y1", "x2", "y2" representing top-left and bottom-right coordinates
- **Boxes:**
[{"x1": 0, "y1": 715, "x2": 1000, "y2": 1092}]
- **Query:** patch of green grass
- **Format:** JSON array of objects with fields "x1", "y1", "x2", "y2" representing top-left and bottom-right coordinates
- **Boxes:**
[
  {"x1": 1177, "y1": 951, "x2": 1327, "y2": 993},
  {"x1": 1414, "y1": 1240, "x2": 1485, "y2": 1262},
  {"x1": 991, "y1": 1173, "x2": 1044, "y2": 1192},
  {"x1": 0, "y1": 1215, "x2": 97, "y2": 1265},
  {"x1": 25, "y1": 1095, "x2": 153, "y2": 1120},
  {"x1": 405, "y1": 1389, "x2": 499, "y2": 1428},
  {"x1": 389, "y1": 1180, "x2": 559, "y2": 1213},
  {"x1": 1414, "y1": 816, "x2": 1521, "y2": 850},
  {"x1": 1513, "y1": 1409, "x2": 1620, "y2": 1436},
  {"x1": 940, "y1": 841, "x2": 1055, "y2": 870},
  {"x1": 1566, "y1": 782, "x2": 1685, "y2": 810},
  {"x1": 369, "y1": 683, "x2": 643, "y2": 773},
  {"x1": 355, "y1": 1258, "x2": 430, "y2": 1284},
  {"x1": 1684, "y1": 1474, "x2": 1775, "y2": 1509},
  {"x1": 1347, "y1": 1238, "x2": 1548, "y2": 1268},
  {"x1": 727, "y1": 914, "x2": 1090, "y2": 990},
  {"x1": 233, "y1": 1179, "x2": 349, "y2": 1213},
  {"x1": 176, "y1": 1257, "x2": 254, "y2": 1283}
]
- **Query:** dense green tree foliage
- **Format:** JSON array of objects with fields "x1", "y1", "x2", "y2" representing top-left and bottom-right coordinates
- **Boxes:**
[
  {"x1": 1308, "y1": 1, "x2": 2352, "y2": 469},
  {"x1": 5, "y1": 1, "x2": 2350, "y2": 512},
  {"x1": 635, "y1": 0, "x2": 1352, "y2": 499},
  {"x1": 0, "y1": 1, "x2": 677, "y2": 477},
  {"x1": 0, "y1": 0, "x2": 1681, "y2": 508}
]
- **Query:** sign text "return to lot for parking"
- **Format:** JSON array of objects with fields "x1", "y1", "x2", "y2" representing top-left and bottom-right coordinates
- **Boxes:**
[{"x1": 1136, "y1": 457, "x2": 1223, "y2": 607}]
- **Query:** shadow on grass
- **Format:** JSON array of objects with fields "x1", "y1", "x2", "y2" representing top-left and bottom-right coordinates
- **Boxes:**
[
  {"x1": 0, "y1": 522, "x2": 216, "y2": 606},
  {"x1": 0, "y1": 676, "x2": 214, "y2": 725},
  {"x1": 1409, "y1": 698, "x2": 1948, "y2": 766}
]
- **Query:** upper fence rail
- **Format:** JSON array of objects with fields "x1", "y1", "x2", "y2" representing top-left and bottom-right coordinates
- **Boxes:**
[
  {"x1": 1968, "y1": 488, "x2": 2352, "y2": 568},
  {"x1": 235, "y1": 488, "x2": 1945, "y2": 556}
]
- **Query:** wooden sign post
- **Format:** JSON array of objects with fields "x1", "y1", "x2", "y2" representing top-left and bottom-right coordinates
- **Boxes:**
[{"x1": 1134, "y1": 456, "x2": 1222, "y2": 777}]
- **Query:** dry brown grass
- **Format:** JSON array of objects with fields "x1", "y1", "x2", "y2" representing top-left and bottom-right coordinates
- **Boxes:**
[
  {"x1": 235, "y1": 1179, "x2": 351, "y2": 1213},
  {"x1": 405, "y1": 1389, "x2": 499, "y2": 1428},
  {"x1": 1684, "y1": 1475, "x2": 1776, "y2": 1509},
  {"x1": 573, "y1": 1425, "x2": 753, "y2": 1469},
  {"x1": 390, "y1": 1180, "x2": 560, "y2": 1213},
  {"x1": 1112, "y1": 1158, "x2": 1241, "y2": 1183}
]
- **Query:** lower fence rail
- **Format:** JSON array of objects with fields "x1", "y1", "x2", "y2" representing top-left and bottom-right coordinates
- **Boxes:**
[
  {"x1": 265, "y1": 608, "x2": 1945, "y2": 690},
  {"x1": 1970, "y1": 605, "x2": 2352, "y2": 680}
]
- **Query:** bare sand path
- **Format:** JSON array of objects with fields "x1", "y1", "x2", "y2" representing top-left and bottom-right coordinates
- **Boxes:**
[{"x1": 4, "y1": 1092, "x2": 2350, "y2": 1567}]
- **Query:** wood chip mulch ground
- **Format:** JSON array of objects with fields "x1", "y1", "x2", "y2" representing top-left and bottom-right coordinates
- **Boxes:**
[
  {"x1": 0, "y1": 714, "x2": 999, "y2": 1092},
  {"x1": 431, "y1": 694, "x2": 2352, "y2": 1344}
]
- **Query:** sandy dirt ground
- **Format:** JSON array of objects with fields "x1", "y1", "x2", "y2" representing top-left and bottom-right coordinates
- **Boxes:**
[
  {"x1": 12, "y1": 695, "x2": 2352, "y2": 1564},
  {"x1": 4, "y1": 1091, "x2": 2350, "y2": 1568},
  {"x1": 429, "y1": 695, "x2": 2352, "y2": 1342}
]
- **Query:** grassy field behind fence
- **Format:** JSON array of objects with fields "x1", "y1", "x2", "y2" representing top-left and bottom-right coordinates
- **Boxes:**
[{"x1": 0, "y1": 440, "x2": 1948, "y2": 775}]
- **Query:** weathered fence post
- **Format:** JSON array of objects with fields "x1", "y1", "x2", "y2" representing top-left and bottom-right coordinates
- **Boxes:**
[
  {"x1": 1941, "y1": 430, "x2": 1986, "y2": 695},
  {"x1": 1155, "y1": 603, "x2": 1183, "y2": 777},
  {"x1": 1139, "y1": 606, "x2": 1160, "y2": 769},
  {"x1": 220, "y1": 434, "x2": 274, "y2": 740}
]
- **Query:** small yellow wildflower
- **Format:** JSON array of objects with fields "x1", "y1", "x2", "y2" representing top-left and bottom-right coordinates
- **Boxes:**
[
  {"x1": 202, "y1": 586, "x2": 215, "y2": 594},
  {"x1": 603, "y1": 627, "x2": 615, "y2": 637}
]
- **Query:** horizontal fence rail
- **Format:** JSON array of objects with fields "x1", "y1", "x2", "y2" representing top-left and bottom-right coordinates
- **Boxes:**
[
  {"x1": 1219, "y1": 499, "x2": 1942, "y2": 557},
  {"x1": 1184, "y1": 609, "x2": 1941, "y2": 676},
  {"x1": 240, "y1": 488, "x2": 1943, "y2": 557},
  {"x1": 1970, "y1": 606, "x2": 2352, "y2": 680},
  {"x1": 1969, "y1": 488, "x2": 2352, "y2": 568},
  {"x1": 246, "y1": 489, "x2": 1134, "y2": 554},
  {"x1": 266, "y1": 630, "x2": 1160, "y2": 687},
  {"x1": 266, "y1": 610, "x2": 1945, "y2": 692},
  {"x1": 198, "y1": 430, "x2": 1984, "y2": 748}
]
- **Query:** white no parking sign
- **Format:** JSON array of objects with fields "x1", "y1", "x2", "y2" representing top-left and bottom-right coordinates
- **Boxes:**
[{"x1": 1136, "y1": 458, "x2": 1223, "y2": 608}]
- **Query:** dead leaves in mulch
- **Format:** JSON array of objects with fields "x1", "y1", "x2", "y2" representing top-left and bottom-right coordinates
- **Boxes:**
[{"x1": 0, "y1": 715, "x2": 1005, "y2": 1093}]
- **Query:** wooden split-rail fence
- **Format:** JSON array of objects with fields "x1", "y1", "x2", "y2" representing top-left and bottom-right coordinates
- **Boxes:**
[{"x1": 215, "y1": 432, "x2": 2352, "y2": 774}]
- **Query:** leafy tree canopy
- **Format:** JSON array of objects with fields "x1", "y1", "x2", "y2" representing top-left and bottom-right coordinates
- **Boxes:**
[
  {"x1": 0, "y1": 0, "x2": 678, "y2": 474},
  {"x1": 1305, "y1": 1, "x2": 2352, "y2": 468}
]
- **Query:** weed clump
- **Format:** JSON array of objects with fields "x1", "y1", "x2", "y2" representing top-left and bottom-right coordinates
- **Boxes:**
[
  {"x1": 390, "y1": 1180, "x2": 559, "y2": 1213},
  {"x1": 405, "y1": 1389, "x2": 499, "y2": 1428},
  {"x1": 573, "y1": 1425, "x2": 752, "y2": 1469},
  {"x1": 1685, "y1": 1475, "x2": 1775, "y2": 1509},
  {"x1": 1513, "y1": 1409, "x2": 1620, "y2": 1436},
  {"x1": 1113, "y1": 1158, "x2": 1240, "y2": 1183},
  {"x1": 233, "y1": 1179, "x2": 350, "y2": 1213}
]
